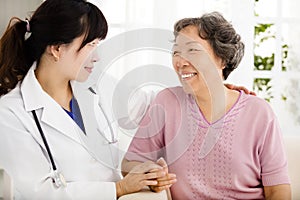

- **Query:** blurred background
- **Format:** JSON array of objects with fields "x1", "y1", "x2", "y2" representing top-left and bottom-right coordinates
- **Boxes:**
[{"x1": 1, "y1": 0, "x2": 300, "y2": 199}]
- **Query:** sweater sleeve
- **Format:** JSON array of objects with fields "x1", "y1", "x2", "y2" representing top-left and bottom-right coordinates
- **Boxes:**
[
  {"x1": 125, "y1": 95, "x2": 166, "y2": 162},
  {"x1": 260, "y1": 117, "x2": 290, "y2": 186}
]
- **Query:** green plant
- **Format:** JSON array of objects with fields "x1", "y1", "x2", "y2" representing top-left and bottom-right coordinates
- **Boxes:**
[
  {"x1": 253, "y1": 0, "x2": 289, "y2": 102},
  {"x1": 253, "y1": 78, "x2": 273, "y2": 102}
]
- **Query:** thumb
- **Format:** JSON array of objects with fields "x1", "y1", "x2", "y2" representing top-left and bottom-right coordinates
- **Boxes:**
[{"x1": 157, "y1": 157, "x2": 168, "y2": 173}]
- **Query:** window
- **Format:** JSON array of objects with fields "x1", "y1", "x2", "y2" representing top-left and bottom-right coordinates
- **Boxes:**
[{"x1": 254, "y1": 0, "x2": 300, "y2": 134}]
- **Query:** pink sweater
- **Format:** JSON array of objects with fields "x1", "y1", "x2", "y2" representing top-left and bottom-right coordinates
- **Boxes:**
[{"x1": 126, "y1": 87, "x2": 290, "y2": 200}]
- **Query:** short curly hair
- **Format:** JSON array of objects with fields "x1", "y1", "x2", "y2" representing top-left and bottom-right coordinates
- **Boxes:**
[{"x1": 174, "y1": 12, "x2": 244, "y2": 80}]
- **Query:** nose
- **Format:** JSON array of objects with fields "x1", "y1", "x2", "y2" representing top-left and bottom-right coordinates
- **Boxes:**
[
  {"x1": 91, "y1": 50, "x2": 100, "y2": 63},
  {"x1": 173, "y1": 55, "x2": 189, "y2": 70}
]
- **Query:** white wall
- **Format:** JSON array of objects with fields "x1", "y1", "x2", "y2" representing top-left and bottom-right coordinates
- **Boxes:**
[
  {"x1": 0, "y1": 0, "x2": 42, "y2": 35},
  {"x1": 0, "y1": 169, "x2": 3, "y2": 199}
]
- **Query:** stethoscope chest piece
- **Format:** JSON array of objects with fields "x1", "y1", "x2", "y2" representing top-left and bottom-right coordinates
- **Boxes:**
[{"x1": 53, "y1": 170, "x2": 67, "y2": 188}]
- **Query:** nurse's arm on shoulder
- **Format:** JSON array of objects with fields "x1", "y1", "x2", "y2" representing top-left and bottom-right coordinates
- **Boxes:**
[
  {"x1": 264, "y1": 184, "x2": 291, "y2": 200},
  {"x1": 224, "y1": 83, "x2": 256, "y2": 95}
]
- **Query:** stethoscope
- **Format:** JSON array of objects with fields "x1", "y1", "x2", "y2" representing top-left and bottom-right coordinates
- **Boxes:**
[
  {"x1": 31, "y1": 87, "x2": 118, "y2": 188},
  {"x1": 32, "y1": 110, "x2": 67, "y2": 188},
  {"x1": 88, "y1": 86, "x2": 118, "y2": 144}
]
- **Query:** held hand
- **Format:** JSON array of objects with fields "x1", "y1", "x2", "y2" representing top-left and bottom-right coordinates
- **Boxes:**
[
  {"x1": 116, "y1": 161, "x2": 166, "y2": 197},
  {"x1": 149, "y1": 158, "x2": 177, "y2": 193},
  {"x1": 224, "y1": 83, "x2": 256, "y2": 96}
]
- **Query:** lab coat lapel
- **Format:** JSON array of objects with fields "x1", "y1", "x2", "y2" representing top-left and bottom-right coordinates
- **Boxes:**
[
  {"x1": 72, "y1": 82, "x2": 119, "y2": 169},
  {"x1": 21, "y1": 64, "x2": 83, "y2": 146},
  {"x1": 71, "y1": 83, "x2": 99, "y2": 154},
  {"x1": 40, "y1": 101, "x2": 83, "y2": 145}
]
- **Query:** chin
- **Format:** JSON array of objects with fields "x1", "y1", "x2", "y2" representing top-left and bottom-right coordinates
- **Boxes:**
[
  {"x1": 181, "y1": 85, "x2": 194, "y2": 95},
  {"x1": 75, "y1": 75, "x2": 89, "y2": 82}
]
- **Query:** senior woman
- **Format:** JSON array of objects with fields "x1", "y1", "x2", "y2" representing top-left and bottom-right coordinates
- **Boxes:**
[{"x1": 122, "y1": 12, "x2": 291, "y2": 199}]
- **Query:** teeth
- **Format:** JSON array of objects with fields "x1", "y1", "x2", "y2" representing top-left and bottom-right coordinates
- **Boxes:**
[{"x1": 181, "y1": 73, "x2": 196, "y2": 79}]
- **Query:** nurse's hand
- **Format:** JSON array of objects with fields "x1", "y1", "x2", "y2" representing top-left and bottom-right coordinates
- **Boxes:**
[
  {"x1": 149, "y1": 157, "x2": 177, "y2": 193},
  {"x1": 116, "y1": 161, "x2": 166, "y2": 197},
  {"x1": 224, "y1": 83, "x2": 256, "y2": 95}
]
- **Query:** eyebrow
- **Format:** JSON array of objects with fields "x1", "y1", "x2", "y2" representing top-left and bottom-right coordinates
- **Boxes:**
[
  {"x1": 173, "y1": 41, "x2": 199, "y2": 46},
  {"x1": 185, "y1": 41, "x2": 199, "y2": 45}
]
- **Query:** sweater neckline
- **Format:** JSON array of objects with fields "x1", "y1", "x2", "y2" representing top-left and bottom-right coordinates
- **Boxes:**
[{"x1": 188, "y1": 90, "x2": 243, "y2": 127}]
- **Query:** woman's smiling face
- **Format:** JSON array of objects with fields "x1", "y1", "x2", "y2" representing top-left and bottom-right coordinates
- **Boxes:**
[{"x1": 172, "y1": 25, "x2": 224, "y2": 95}]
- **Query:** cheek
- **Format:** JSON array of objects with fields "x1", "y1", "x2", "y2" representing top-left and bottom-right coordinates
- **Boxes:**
[{"x1": 172, "y1": 57, "x2": 179, "y2": 71}]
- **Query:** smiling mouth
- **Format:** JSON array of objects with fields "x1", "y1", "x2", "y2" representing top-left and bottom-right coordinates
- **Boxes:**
[
  {"x1": 84, "y1": 67, "x2": 93, "y2": 73},
  {"x1": 180, "y1": 72, "x2": 197, "y2": 80}
]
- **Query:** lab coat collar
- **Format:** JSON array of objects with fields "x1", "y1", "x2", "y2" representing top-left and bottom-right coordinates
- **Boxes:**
[
  {"x1": 20, "y1": 63, "x2": 83, "y2": 145},
  {"x1": 21, "y1": 62, "x2": 46, "y2": 112}
]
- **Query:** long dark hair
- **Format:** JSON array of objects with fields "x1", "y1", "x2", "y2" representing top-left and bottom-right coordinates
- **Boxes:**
[{"x1": 0, "y1": 0, "x2": 108, "y2": 96}]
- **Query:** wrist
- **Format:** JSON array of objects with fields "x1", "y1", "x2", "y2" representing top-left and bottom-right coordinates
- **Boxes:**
[{"x1": 116, "y1": 181, "x2": 125, "y2": 198}]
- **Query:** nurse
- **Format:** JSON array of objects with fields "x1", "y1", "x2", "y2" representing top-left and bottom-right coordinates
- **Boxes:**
[{"x1": 0, "y1": 0, "x2": 166, "y2": 199}]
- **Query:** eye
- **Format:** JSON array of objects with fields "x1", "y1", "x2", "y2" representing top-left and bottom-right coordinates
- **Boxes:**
[
  {"x1": 89, "y1": 42, "x2": 97, "y2": 47},
  {"x1": 188, "y1": 48, "x2": 201, "y2": 53},
  {"x1": 172, "y1": 51, "x2": 180, "y2": 57},
  {"x1": 88, "y1": 40, "x2": 100, "y2": 47}
]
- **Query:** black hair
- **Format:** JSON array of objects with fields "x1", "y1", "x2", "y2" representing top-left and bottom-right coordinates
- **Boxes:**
[{"x1": 0, "y1": 0, "x2": 108, "y2": 95}]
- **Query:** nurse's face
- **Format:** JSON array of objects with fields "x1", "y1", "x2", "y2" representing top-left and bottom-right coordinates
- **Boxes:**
[
  {"x1": 58, "y1": 36, "x2": 100, "y2": 82},
  {"x1": 172, "y1": 25, "x2": 223, "y2": 95}
]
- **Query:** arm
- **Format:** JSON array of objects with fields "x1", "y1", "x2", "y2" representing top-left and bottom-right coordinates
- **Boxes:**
[
  {"x1": 122, "y1": 89, "x2": 179, "y2": 193},
  {"x1": 259, "y1": 116, "x2": 291, "y2": 200},
  {"x1": 264, "y1": 184, "x2": 291, "y2": 200}
]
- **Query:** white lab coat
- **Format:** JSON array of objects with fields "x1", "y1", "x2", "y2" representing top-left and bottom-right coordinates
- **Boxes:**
[{"x1": 0, "y1": 64, "x2": 121, "y2": 199}]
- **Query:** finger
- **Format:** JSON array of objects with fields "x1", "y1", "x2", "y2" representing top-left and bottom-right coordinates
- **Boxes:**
[
  {"x1": 157, "y1": 173, "x2": 177, "y2": 181},
  {"x1": 144, "y1": 171, "x2": 166, "y2": 180},
  {"x1": 156, "y1": 157, "x2": 167, "y2": 168},
  {"x1": 156, "y1": 174, "x2": 177, "y2": 186},
  {"x1": 224, "y1": 83, "x2": 234, "y2": 89},
  {"x1": 131, "y1": 162, "x2": 162, "y2": 174},
  {"x1": 157, "y1": 157, "x2": 169, "y2": 174},
  {"x1": 142, "y1": 180, "x2": 158, "y2": 186},
  {"x1": 156, "y1": 178, "x2": 177, "y2": 187},
  {"x1": 150, "y1": 184, "x2": 172, "y2": 193},
  {"x1": 240, "y1": 86, "x2": 250, "y2": 94},
  {"x1": 149, "y1": 167, "x2": 167, "y2": 175}
]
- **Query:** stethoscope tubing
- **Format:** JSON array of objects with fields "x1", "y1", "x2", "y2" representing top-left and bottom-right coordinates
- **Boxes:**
[
  {"x1": 89, "y1": 87, "x2": 117, "y2": 144},
  {"x1": 31, "y1": 87, "x2": 117, "y2": 187},
  {"x1": 32, "y1": 110, "x2": 57, "y2": 171}
]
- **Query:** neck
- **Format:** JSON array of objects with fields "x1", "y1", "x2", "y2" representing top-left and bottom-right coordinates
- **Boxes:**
[
  {"x1": 193, "y1": 84, "x2": 235, "y2": 123},
  {"x1": 35, "y1": 61, "x2": 73, "y2": 111}
]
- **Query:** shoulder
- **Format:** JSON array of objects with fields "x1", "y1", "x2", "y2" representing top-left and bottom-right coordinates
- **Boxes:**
[
  {"x1": 155, "y1": 86, "x2": 186, "y2": 103},
  {"x1": 240, "y1": 92, "x2": 276, "y2": 121},
  {"x1": 0, "y1": 84, "x2": 24, "y2": 115},
  {"x1": 142, "y1": 87, "x2": 186, "y2": 116}
]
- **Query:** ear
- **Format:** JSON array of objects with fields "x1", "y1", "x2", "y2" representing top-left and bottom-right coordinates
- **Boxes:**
[
  {"x1": 46, "y1": 44, "x2": 61, "y2": 62},
  {"x1": 221, "y1": 60, "x2": 226, "y2": 69}
]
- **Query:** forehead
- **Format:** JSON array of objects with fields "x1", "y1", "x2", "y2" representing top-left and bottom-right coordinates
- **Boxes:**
[{"x1": 174, "y1": 25, "x2": 209, "y2": 49}]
